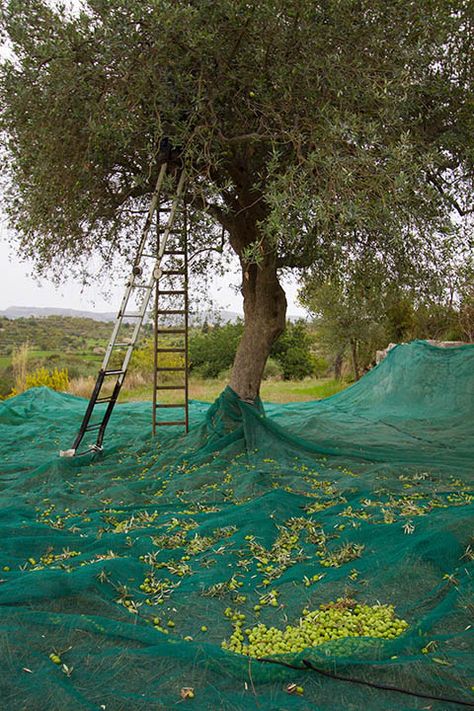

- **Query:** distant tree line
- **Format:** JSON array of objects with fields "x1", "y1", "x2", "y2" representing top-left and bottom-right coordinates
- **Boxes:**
[
  {"x1": 1, "y1": 297, "x2": 472, "y2": 399},
  {"x1": 301, "y1": 276, "x2": 473, "y2": 380}
]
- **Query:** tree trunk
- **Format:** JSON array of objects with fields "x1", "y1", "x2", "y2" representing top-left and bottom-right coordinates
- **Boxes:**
[
  {"x1": 334, "y1": 350, "x2": 344, "y2": 380},
  {"x1": 229, "y1": 252, "x2": 287, "y2": 401},
  {"x1": 350, "y1": 338, "x2": 360, "y2": 380},
  {"x1": 214, "y1": 169, "x2": 287, "y2": 403}
]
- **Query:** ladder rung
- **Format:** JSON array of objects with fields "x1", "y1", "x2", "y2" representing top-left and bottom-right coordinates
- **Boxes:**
[
  {"x1": 121, "y1": 313, "x2": 143, "y2": 318},
  {"x1": 75, "y1": 445, "x2": 103, "y2": 456},
  {"x1": 155, "y1": 421, "x2": 186, "y2": 426},
  {"x1": 133, "y1": 284, "x2": 152, "y2": 289},
  {"x1": 156, "y1": 403, "x2": 186, "y2": 408},
  {"x1": 85, "y1": 423, "x2": 102, "y2": 432},
  {"x1": 157, "y1": 290, "x2": 186, "y2": 295},
  {"x1": 113, "y1": 343, "x2": 132, "y2": 348},
  {"x1": 156, "y1": 348, "x2": 186, "y2": 353},
  {"x1": 156, "y1": 328, "x2": 186, "y2": 334},
  {"x1": 156, "y1": 367, "x2": 186, "y2": 372},
  {"x1": 161, "y1": 270, "x2": 186, "y2": 275},
  {"x1": 155, "y1": 385, "x2": 186, "y2": 390},
  {"x1": 156, "y1": 309, "x2": 186, "y2": 315},
  {"x1": 163, "y1": 250, "x2": 185, "y2": 255},
  {"x1": 104, "y1": 369, "x2": 126, "y2": 376},
  {"x1": 96, "y1": 397, "x2": 112, "y2": 404}
]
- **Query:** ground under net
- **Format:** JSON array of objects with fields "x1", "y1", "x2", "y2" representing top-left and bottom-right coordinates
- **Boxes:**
[{"x1": 0, "y1": 339, "x2": 473, "y2": 711}]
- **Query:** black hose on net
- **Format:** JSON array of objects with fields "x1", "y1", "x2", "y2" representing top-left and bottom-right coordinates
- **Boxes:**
[{"x1": 255, "y1": 656, "x2": 474, "y2": 708}]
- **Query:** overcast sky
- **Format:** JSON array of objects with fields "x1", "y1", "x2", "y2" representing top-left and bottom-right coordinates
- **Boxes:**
[{"x1": 0, "y1": 221, "x2": 307, "y2": 316}]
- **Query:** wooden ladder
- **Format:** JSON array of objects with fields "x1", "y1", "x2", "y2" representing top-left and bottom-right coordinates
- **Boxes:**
[{"x1": 152, "y1": 201, "x2": 189, "y2": 433}]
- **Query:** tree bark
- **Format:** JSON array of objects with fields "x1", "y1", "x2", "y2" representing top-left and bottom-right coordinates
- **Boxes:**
[
  {"x1": 350, "y1": 338, "x2": 360, "y2": 381},
  {"x1": 229, "y1": 252, "x2": 287, "y2": 401},
  {"x1": 334, "y1": 350, "x2": 343, "y2": 380},
  {"x1": 212, "y1": 158, "x2": 287, "y2": 403}
]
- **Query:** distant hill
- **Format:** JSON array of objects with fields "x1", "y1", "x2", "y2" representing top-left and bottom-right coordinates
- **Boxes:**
[
  {"x1": 0, "y1": 305, "x2": 243, "y2": 324},
  {"x1": 0, "y1": 305, "x2": 118, "y2": 321}
]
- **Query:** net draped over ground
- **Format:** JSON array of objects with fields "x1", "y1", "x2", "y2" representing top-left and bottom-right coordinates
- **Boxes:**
[{"x1": 0, "y1": 340, "x2": 472, "y2": 710}]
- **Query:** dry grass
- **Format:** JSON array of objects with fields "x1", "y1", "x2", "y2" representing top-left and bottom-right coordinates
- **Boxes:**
[
  {"x1": 11, "y1": 342, "x2": 30, "y2": 394},
  {"x1": 68, "y1": 372, "x2": 149, "y2": 399}
]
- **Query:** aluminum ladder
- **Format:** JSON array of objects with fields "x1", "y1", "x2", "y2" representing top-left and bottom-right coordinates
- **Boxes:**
[{"x1": 60, "y1": 164, "x2": 187, "y2": 456}]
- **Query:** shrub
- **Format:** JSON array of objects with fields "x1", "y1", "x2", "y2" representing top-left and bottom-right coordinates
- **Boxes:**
[
  {"x1": 189, "y1": 322, "x2": 243, "y2": 378},
  {"x1": 271, "y1": 321, "x2": 317, "y2": 380},
  {"x1": 25, "y1": 367, "x2": 69, "y2": 391},
  {"x1": 0, "y1": 372, "x2": 14, "y2": 399},
  {"x1": 263, "y1": 357, "x2": 283, "y2": 380},
  {"x1": 278, "y1": 347, "x2": 316, "y2": 380},
  {"x1": 9, "y1": 366, "x2": 69, "y2": 396},
  {"x1": 312, "y1": 355, "x2": 330, "y2": 378}
]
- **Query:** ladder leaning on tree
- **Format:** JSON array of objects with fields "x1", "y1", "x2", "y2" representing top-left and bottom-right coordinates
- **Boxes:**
[
  {"x1": 152, "y1": 200, "x2": 190, "y2": 434},
  {"x1": 60, "y1": 161, "x2": 189, "y2": 457}
]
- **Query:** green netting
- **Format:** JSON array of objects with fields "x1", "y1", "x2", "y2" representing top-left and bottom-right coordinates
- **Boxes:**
[{"x1": 0, "y1": 340, "x2": 473, "y2": 710}]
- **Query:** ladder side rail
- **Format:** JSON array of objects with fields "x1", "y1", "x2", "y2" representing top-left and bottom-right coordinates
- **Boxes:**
[
  {"x1": 183, "y1": 200, "x2": 190, "y2": 433},
  {"x1": 152, "y1": 282, "x2": 159, "y2": 436},
  {"x1": 95, "y1": 376, "x2": 124, "y2": 450},
  {"x1": 152, "y1": 206, "x2": 160, "y2": 436},
  {"x1": 99, "y1": 165, "x2": 168, "y2": 372},
  {"x1": 100, "y1": 282, "x2": 136, "y2": 371},
  {"x1": 120, "y1": 294, "x2": 152, "y2": 373},
  {"x1": 71, "y1": 369, "x2": 106, "y2": 452},
  {"x1": 134, "y1": 163, "x2": 168, "y2": 266}
]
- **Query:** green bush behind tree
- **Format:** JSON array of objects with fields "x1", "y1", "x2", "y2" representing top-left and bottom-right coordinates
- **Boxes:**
[
  {"x1": 189, "y1": 321, "x2": 323, "y2": 381},
  {"x1": 189, "y1": 322, "x2": 244, "y2": 378}
]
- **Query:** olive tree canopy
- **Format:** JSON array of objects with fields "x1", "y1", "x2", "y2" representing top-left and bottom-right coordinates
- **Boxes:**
[{"x1": 1, "y1": 0, "x2": 473, "y2": 399}]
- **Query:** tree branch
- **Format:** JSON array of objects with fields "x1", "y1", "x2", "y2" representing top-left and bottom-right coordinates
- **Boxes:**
[
  {"x1": 189, "y1": 192, "x2": 233, "y2": 230},
  {"x1": 426, "y1": 172, "x2": 471, "y2": 217},
  {"x1": 217, "y1": 129, "x2": 280, "y2": 145},
  {"x1": 276, "y1": 252, "x2": 316, "y2": 269}
]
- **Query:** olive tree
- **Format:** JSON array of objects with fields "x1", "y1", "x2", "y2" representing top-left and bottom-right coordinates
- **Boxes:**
[{"x1": 1, "y1": 0, "x2": 472, "y2": 400}]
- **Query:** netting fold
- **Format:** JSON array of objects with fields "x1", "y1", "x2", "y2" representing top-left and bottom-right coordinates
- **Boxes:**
[{"x1": 0, "y1": 341, "x2": 473, "y2": 710}]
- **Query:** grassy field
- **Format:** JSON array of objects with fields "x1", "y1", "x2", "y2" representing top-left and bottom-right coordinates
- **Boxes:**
[{"x1": 119, "y1": 376, "x2": 348, "y2": 403}]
